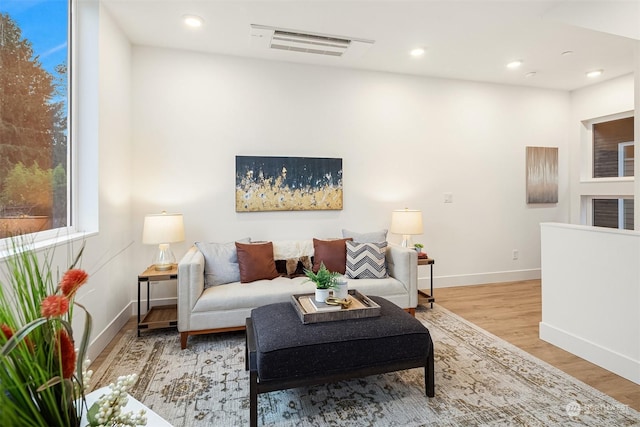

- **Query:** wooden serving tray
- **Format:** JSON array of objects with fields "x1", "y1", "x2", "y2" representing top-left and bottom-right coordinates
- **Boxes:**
[{"x1": 290, "y1": 289, "x2": 381, "y2": 324}]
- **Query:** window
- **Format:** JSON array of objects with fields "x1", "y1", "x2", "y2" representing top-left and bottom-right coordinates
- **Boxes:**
[
  {"x1": 580, "y1": 115, "x2": 634, "y2": 230},
  {"x1": 0, "y1": 1, "x2": 70, "y2": 239},
  {"x1": 593, "y1": 116, "x2": 634, "y2": 178},
  {"x1": 593, "y1": 198, "x2": 634, "y2": 230}
]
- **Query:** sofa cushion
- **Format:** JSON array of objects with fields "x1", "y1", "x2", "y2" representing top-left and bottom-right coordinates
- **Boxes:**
[
  {"x1": 342, "y1": 228, "x2": 388, "y2": 243},
  {"x1": 193, "y1": 276, "x2": 313, "y2": 312},
  {"x1": 191, "y1": 276, "x2": 407, "y2": 313},
  {"x1": 346, "y1": 241, "x2": 389, "y2": 279},
  {"x1": 236, "y1": 241, "x2": 279, "y2": 283},
  {"x1": 196, "y1": 238, "x2": 250, "y2": 288},
  {"x1": 312, "y1": 238, "x2": 352, "y2": 274}
]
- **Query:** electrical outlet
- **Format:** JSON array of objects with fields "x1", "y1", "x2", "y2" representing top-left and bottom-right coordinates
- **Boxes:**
[{"x1": 512, "y1": 249, "x2": 519, "y2": 260}]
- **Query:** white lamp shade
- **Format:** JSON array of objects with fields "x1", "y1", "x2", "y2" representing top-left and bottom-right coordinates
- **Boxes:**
[
  {"x1": 142, "y1": 213, "x2": 185, "y2": 244},
  {"x1": 390, "y1": 209, "x2": 423, "y2": 235}
]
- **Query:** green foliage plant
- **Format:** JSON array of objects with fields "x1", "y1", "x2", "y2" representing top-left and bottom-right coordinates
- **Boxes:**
[
  {"x1": 1, "y1": 162, "x2": 53, "y2": 213},
  {"x1": 0, "y1": 13, "x2": 67, "y2": 183},
  {"x1": 303, "y1": 262, "x2": 340, "y2": 290},
  {"x1": 414, "y1": 243, "x2": 424, "y2": 249},
  {"x1": 0, "y1": 239, "x2": 146, "y2": 427}
]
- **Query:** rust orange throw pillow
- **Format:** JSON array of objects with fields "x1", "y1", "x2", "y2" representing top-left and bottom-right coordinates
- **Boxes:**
[
  {"x1": 235, "y1": 242, "x2": 279, "y2": 283},
  {"x1": 312, "y1": 238, "x2": 352, "y2": 274}
]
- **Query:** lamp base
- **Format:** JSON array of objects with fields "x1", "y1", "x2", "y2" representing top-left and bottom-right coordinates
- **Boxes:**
[
  {"x1": 153, "y1": 243, "x2": 176, "y2": 271},
  {"x1": 401, "y1": 235, "x2": 413, "y2": 247}
]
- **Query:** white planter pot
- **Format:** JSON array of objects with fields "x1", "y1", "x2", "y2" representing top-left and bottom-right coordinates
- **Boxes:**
[
  {"x1": 315, "y1": 288, "x2": 330, "y2": 303},
  {"x1": 333, "y1": 283, "x2": 348, "y2": 299}
]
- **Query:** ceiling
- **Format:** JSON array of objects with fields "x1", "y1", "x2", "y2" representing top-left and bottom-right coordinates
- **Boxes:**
[{"x1": 101, "y1": 1, "x2": 640, "y2": 91}]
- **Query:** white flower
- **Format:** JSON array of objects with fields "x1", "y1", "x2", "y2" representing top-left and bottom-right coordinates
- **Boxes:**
[{"x1": 88, "y1": 373, "x2": 146, "y2": 426}]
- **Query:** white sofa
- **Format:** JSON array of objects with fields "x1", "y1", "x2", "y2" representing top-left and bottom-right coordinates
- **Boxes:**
[{"x1": 177, "y1": 242, "x2": 418, "y2": 349}]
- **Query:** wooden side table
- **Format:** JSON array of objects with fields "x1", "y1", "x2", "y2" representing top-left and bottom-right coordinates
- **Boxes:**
[
  {"x1": 417, "y1": 258, "x2": 435, "y2": 308},
  {"x1": 137, "y1": 265, "x2": 178, "y2": 337}
]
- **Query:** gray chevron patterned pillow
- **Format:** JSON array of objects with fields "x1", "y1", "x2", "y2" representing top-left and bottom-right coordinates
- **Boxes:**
[{"x1": 345, "y1": 241, "x2": 388, "y2": 279}]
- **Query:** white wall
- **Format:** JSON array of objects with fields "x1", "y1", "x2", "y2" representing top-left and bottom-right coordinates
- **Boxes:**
[
  {"x1": 540, "y1": 223, "x2": 640, "y2": 384},
  {"x1": 539, "y1": 52, "x2": 639, "y2": 385},
  {"x1": 130, "y1": 46, "x2": 570, "y2": 290},
  {"x1": 568, "y1": 73, "x2": 635, "y2": 225},
  {"x1": 67, "y1": 1, "x2": 134, "y2": 361},
  {"x1": 82, "y1": 3, "x2": 134, "y2": 358}
]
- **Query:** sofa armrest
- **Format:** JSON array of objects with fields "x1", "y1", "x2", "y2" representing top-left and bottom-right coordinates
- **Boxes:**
[
  {"x1": 177, "y1": 246, "x2": 205, "y2": 332},
  {"x1": 386, "y1": 244, "x2": 418, "y2": 308}
]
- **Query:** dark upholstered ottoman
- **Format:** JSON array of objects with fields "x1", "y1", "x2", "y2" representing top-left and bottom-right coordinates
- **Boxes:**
[{"x1": 245, "y1": 296, "x2": 435, "y2": 426}]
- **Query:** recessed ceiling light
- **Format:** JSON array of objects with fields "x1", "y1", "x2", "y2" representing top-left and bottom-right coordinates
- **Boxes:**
[
  {"x1": 525, "y1": 72, "x2": 537, "y2": 78},
  {"x1": 506, "y1": 60, "x2": 523, "y2": 69},
  {"x1": 586, "y1": 69, "x2": 603, "y2": 78},
  {"x1": 410, "y1": 48, "x2": 425, "y2": 57},
  {"x1": 183, "y1": 15, "x2": 204, "y2": 28}
]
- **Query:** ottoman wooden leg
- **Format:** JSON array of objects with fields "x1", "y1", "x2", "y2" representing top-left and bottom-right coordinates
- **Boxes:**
[
  {"x1": 250, "y1": 370, "x2": 258, "y2": 427},
  {"x1": 425, "y1": 341, "x2": 435, "y2": 397},
  {"x1": 245, "y1": 335, "x2": 249, "y2": 372},
  {"x1": 247, "y1": 318, "x2": 259, "y2": 426}
]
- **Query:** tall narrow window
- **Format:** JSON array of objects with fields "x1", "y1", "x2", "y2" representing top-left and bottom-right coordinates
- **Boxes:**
[{"x1": 0, "y1": 1, "x2": 70, "y2": 239}]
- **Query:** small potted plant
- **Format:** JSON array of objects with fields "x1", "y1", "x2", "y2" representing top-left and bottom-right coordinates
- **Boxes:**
[
  {"x1": 414, "y1": 243, "x2": 424, "y2": 254},
  {"x1": 304, "y1": 262, "x2": 340, "y2": 302}
]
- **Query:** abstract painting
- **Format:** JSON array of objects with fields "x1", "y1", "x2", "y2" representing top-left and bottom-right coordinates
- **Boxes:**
[
  {"x1": 526, "y1": 146, "x2": 558, "y2": 204},
  {"x1": 235, "y1": 156, "x2": 343, "y2": 212}
]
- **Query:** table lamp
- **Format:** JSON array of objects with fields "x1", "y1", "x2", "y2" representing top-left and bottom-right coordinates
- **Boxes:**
[
  {"x1": 142, "y1": 212, "x2": 185, "y2": 271},
  {"x1": 390, "y1": 208, "x2": 423, "y2": 247}
]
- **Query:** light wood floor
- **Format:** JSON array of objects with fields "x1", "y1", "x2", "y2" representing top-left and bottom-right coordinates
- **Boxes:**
[
  {"x1": 90, "y1": 317, "x2": 137, "y2": 378},
  {"x1": 93, "y1": 279, "x2": 640, "y2": 412},
  {"x1": 428, "y1": 279, "x2": 640, "y2": 412}
]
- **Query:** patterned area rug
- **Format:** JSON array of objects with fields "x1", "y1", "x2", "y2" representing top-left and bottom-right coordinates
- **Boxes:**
[{"x1": 90, "y1": 305, "x2": 640, "y2": 426}]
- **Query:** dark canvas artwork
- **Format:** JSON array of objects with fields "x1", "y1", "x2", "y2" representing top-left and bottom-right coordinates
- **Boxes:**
[{"x1": 235, "y1": 156, "x2": 343, "y2": 212}]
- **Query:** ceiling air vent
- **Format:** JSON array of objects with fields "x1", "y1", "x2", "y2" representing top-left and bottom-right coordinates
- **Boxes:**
[
  {"x1": 271, "y1": 30, "x2": 350, "y2": 56},
  {"x1": 250, "y1": 24, "x2": 374, "y2": 58}
]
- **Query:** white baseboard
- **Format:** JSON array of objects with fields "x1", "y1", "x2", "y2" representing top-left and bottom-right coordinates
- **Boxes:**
[
  {"x1": 87, "y1": 296, "x2": 178, "y2": 363},
  {"x1": 418, "y1": 268, "x2": 540, "y2": 289},
  {"x1": 87, "y1": 302, "x2": 133, "y2": 363},
  {"x1": 540, "y1": 321, "x2": 640, "y2": 385}
]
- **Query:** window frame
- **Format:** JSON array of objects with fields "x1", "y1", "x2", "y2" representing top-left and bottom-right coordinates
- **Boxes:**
[
  {"x1": 0, "y1": 0, "x2": 90, "y2": 256},
  {"x1": 580, "y1": 111, "x2": 634, "y2": 184},
  {"x1": 579, "y1": 111, "x2": 635, "y2": 229},
  {"x1": 585, "y1": 196, "x2": 634, "y2": 230},
  {"x1": 618, "y1": 141, "x2": 634, "y2": 178}
]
